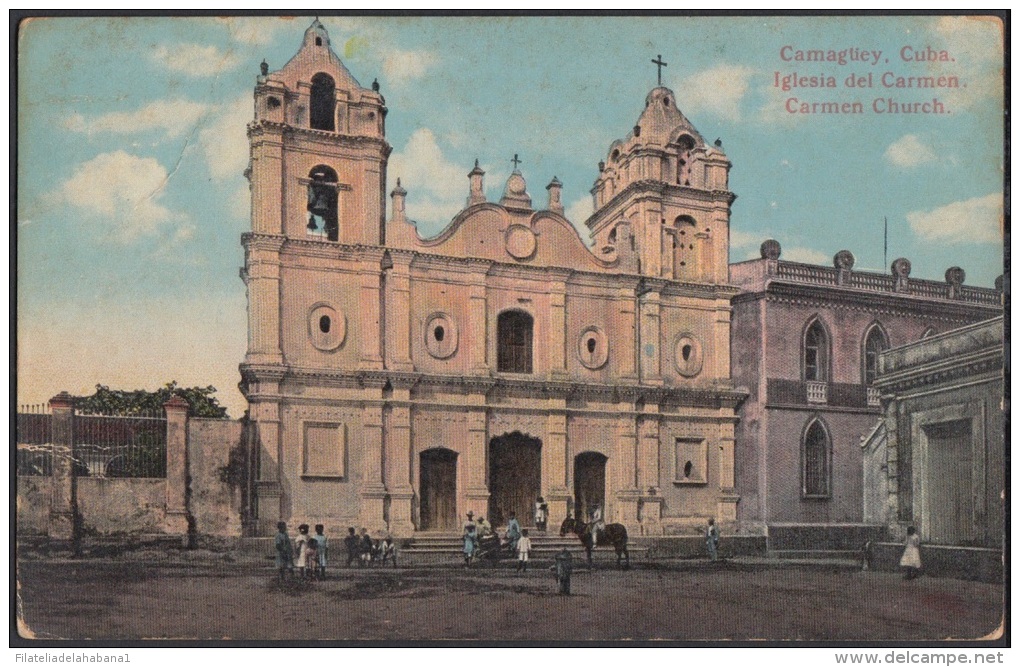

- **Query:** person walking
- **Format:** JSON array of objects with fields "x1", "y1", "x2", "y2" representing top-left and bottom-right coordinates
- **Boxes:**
[
  {"x1": 900, "y1": 526, "x2": 922, "y2": 579},
  {"x1": 516, "y1": 529, "x2": 533, "y2": 573},
  {"x1": 705, "y1": 518, "x2": 720, "y2": 562},
  {"x1": 463, "y1": 511, "x2": 479, "y2": 566},
  {"x1": 343, "y1": 527, "x2": 359, "y2": 567},
  {"x1": 553, "y1": 547, "x2": 573, "y2": 594},
  {"x1": 274, "y1": 522, "x2": 294, "y2": 581},
  {"x1": 506, "y1": 512, "x2": 522, "y2": 553},
  {"x1": 313, "y1": 524, "x2": 328, "y2": 579}
]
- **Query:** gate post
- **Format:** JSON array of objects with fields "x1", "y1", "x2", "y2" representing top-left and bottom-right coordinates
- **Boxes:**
[
  {"x1": 164, "y1": 396, "x2": 190, "y2": 539},
  {"x1": 48, "y1": 392, "x2": 76, "y2": 540}
]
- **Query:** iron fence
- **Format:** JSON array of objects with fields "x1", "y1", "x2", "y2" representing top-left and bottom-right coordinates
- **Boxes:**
[{"x1": 15, "y1": 407, "x2": 168, "y2": 478}]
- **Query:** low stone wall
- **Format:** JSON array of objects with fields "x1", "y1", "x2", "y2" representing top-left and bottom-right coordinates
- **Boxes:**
[
  {"x1": 636, "y1": 535, "x2": 767, "y2": 559},
  {"x1": 77, "y1": 478, "x2": 166, "y2": 534},
  {"x1": 15, "y1": 477, "x2": 50, "y2": 535},
  {"x1": 867, "y1": 542, "x2": 1002, "y2": 583},
  {"x1": 768, "y1": 523, "x2": 888, "y2": 551}
]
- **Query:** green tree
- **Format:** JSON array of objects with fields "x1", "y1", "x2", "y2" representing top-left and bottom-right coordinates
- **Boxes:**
[{"x1": 75, "y1": 381, "x2": 229, "y2": 418}]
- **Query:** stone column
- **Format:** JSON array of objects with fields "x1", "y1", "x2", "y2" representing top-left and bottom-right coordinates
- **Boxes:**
[
  {"x1": 544, "y1": 400, "x2": 570, "y2": 528},
  {"x1": 48, "y1": 392, "x2": 76, "y2": 540},
  {"x1": 716, "y1": 421, "x2": 739, "y2": 523},
  {"x1": 464, "y1": 409, "x2": 490, "y2": 519},
  {"x1": 164, "y1": 396, "x2": 190, "y2": 538},
  {"x1": 548, "y1": 279, "x2": 568, "y2": 378},
  {"x1": 385, "y1": 390, "x2": 415, "y2": 537},
  {"x1": 358, "y1": 259, "x2": 385, "y2": 370},
  {"x1": 618, "y1": 288, "x2": 638, "y2": 382},
  {"x1": 385, "y1": 253, "x2": 414, "y2": 372},
  {"x1": 639, "y1": 290, "x2": 663, "y2": 385},
  {"x1": 468, "y1": 271, "x2": 489, "y2": 374},
  {"x1": 359, "y1": 402, "x2": 387, "y2": 530},
  {"x1": 614, "y1": 410, "x2": 640, "y2": 525}
]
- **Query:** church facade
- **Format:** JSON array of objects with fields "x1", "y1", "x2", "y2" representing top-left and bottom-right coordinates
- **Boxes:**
[{"x1": 240, "y1": 21, "x2": 745, "y2": 537}]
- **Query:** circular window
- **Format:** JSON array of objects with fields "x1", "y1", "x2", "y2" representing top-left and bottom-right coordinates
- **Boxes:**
[
  {"x1": 577, "y1": 326, "x2": 609, "y2": 370},
  {"x1": 309, "y1": 304, "x2": 345, "y2": 351},
  {"x1": 674, "y1": 334, "x2": 704, "y2": 377},
  {"x1": 424, "y1": 312, "x2": 458, "y2": 359}
]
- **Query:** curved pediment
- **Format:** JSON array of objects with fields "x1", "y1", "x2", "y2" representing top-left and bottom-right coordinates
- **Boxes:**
[{"x1": 409, "y1": 203, "x2": 618, "y2": 272}]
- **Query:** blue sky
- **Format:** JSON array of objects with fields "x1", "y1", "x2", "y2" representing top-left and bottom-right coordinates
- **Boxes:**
[{"x1": 16, "y1": 15, "x2": 1005, "y2": 417}]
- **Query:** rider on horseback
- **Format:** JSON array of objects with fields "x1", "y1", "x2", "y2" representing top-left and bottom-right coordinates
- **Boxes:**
[{"x1": 585, "y1": 504, "x2": 605, "y2": 547}]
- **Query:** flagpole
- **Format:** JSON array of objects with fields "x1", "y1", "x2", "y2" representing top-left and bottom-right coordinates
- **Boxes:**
[{"x1": 884, "y1": 216, "x2": 888, "y2": 269}]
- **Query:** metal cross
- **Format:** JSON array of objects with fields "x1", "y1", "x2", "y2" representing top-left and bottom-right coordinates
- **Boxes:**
[
  {"x1": 511, "y1": 153, "x2": 522, "y2": 170},
  {"x1": 652, "y1": 54, "x2": 668, "y2": 86}
]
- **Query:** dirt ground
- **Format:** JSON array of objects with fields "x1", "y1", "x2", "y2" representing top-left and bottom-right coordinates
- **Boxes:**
[{"x1": 16, "y1": 555, "x2": 1004, "y2": 642}]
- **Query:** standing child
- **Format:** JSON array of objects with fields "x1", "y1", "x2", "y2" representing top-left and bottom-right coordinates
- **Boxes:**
[
  {"x1": 516, "y1": 529, "x2": 533, "y2": 572},
  {"x1": 553, "y1": 547, "x2": 573, "y2": 594},
  {"x1": 274, "y1": 522, "x2": 293, "y2": 581},
  {"x1": 294, "y1": 524, "x2": 312, "y2": 578},
  {"x1": 705, "y1": 518, "x2": 720, "y2": 562},
  {"x1": 313, "y1": 524, "x2": 328, "y2": 579},
  {"x1": 344, "y1": 527, "x2": 359, "y2": 567},
  {"x1": 359, "y1": 528, "x2": 374, "y2": 566},
  {"x1": 900, "y1": 526, "x2": 922, "y2": 579},
  {"x1": 303, "y1": 535, "x2": 319, "y2": 580},
  {"x1": 379, "y1": 536, "x2": 397, "y2": 567}
]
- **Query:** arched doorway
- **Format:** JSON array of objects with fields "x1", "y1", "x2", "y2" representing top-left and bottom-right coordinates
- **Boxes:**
[
  {"x1": 488, "y1": 432, "x2": 541, "y2": 527},
  {"x1": 574, "y1": 452, "x2": 607, "y2": 523},
  {"x1": 419, "y1": 448, "x2": 457, "y2": 531}
]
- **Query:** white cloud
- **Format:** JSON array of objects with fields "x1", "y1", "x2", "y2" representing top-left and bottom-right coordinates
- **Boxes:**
[
  {"x1": 217, "y1": 16, "x2": 298, "y2": 46},
  {"x1": 64, "y1": 99, "x2": 210, "y2": 139},
  {"x1": 929, "y1": 17, "x2": 1003, "y2": 109},
  {"x1": 729, "y1": 229, "x2": 762, "y2": 248},
  {"x1": 565, "y1": 196, "x2": 593, "y2": 227},
  {"x1": 56, "y1": 150, "x2": 185, "y2": 242},
  {"x1": 781, "y1": 246, "x2": 831, "y2": 265},
  {"x1": 676, "y1": 64, "x2": 754, "y2": 122},
  {"x1": 885, "y1": 134, "x2": 937, "y2": 168},
  {"x1": 382, "y1": 49, "x2": 439, "y2": 86},
  {"x1": 907, "y1": 193, "x2": 1002, "y2": 244},
  {"x1": 197, "y1": 97, "x2": 252, "y2": 181},
  {"x1": 388, "y1": 128, "x2": 469, "y2": 230},
  {"x1": 150, "y1": 44, "x2": 242, "y2": 77}
]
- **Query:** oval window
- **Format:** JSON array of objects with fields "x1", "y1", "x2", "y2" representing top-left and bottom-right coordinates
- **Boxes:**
[
  {"x1": 319, "y1": 315, "x2": 331, "y2": 333},
  {"x1": 424, "y1": 313, "x2": 458, "y2": 359},
  {"x1": 674, "y1": 334, "x2": 704, "y2": 377},
  {"x1": 577, "y1": 327, "x2": 609, "y2": 370},
  {"x1": 309, "y1": 304, "x2": 345, "y2": 351}
]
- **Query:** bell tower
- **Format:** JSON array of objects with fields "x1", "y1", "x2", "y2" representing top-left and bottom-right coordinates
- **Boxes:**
[
  {"x1": 240, "y1": 20, "x2": 392, "y2": 534},
  {"x1": 585, "y1": 85, "x2": 734, "y2": 283}
]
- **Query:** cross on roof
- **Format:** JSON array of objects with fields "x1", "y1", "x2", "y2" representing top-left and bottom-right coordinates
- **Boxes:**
[
  {"x1": 652, "y1": 54, "x2": 668, "y2": 86},
  {"x1": 511, "y1": 153, "x2": 522, "y2": 170}
]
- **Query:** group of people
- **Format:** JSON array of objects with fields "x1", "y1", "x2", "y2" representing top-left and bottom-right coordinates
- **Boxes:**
[
  {"x1": 342, "y1": 527, "x2": 397, "y2": 568},
  {"x1": 274, "y1": 522, "x2": 328, "y2": 580},
  {"x1": 274, "y1": 523, "x2": 397, "y2": 580}
]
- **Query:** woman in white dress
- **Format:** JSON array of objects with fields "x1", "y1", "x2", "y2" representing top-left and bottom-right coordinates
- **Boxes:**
[{"x1": 900, "y1": 526, "x2": 922, "y2": 579}]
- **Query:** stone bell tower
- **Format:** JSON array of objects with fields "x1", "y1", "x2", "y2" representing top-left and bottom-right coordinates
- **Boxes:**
[
  {"x1": 240, "y1": 20, "x2": 392, "y2": 534},
  {"x1": 585, "y1": 85, "x2": 734, "y2": 284}
]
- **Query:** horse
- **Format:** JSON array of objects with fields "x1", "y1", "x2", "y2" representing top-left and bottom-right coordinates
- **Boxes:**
[{"x1": 560, "y1": 516, "x2": 629, "y2": 569}]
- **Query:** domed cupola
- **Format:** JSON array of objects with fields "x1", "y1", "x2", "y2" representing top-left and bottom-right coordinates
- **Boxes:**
[
  {"x1": 635, "y1": 86, "x2": 705, "y2": 148},
  {"x1": 303, "y1": 18, "x2": 332, "y2": 50}
]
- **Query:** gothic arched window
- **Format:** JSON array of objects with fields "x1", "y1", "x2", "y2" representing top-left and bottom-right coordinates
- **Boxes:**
[
  {"x1": 802, "y1": 419, "x2": 831, "y2": 498},
  {"x1": 804, "y1": 318, "x2": 829, "y2": 382},
  {"x1": 310, "y1": 73, "x2": 336, "y2": 131},
  {"x1": 497, "y1": 310, "x2": 533, "y2": 374},
  {"x1": 863, "y1": 324, "x2": 889, "y2": 386},
  {"x1": 307, "y1": 165, "x2": 339, "y2": 241}
]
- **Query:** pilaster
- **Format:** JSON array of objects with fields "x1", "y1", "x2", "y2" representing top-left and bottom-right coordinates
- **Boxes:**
[
  {"x1": 384, "y1": 390, "x2": 415, "y2": 536},
  {"x1": 548, "y1": 280, "x2": 568, "y2": 378},
  {"x1": 358, "y1": 260, "x2": 385, "y2": 370},
  {"x1": 385, "y1": 254, "x2": 414, "y2": 372},
  {"x1": 359, "y1": 402, "x2": 387, "y2": 530},
  {"x1": 464, "y1": 408, "x2": 490, "y2": 517},
  {"x1": 639, "y1": 289, "x2": 663, "y2": 385},
  {"x1": 544, "y1": 400, "x2": 570, "y2": 528},
  {"x1": 163, "y1": 395, "x2": 190, "y2": 537},
  {"x1": 48, "y1": 392, "x2": 75, "y2": 540}
]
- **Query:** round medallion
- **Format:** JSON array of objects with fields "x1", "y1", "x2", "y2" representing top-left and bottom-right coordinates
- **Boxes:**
[
  {"x1": 674, "y1": 334, "x2": 704, "y2": 377},
  {"x1": 577, "y1": 327, "x2": 609, "y2": 370},
  {"x1": 309, "y1": 303, "x2": 346, "y2": 351},
  {"x1": 424, "y1": 312, "x2": 458, "y2": 359},
  {"x1": 507, "y1": 173, "x2": 527, "y2": 195},
  {"x1": 505, "y1": 224, "x2": 537, "y2": 260}
]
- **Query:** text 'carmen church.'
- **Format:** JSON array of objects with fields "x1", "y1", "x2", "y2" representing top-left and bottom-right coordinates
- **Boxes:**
[{"x1": 241, "y1": 21, "x2": 746, "y2": 536}]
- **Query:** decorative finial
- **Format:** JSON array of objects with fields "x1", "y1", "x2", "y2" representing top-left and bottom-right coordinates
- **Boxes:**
[
  {"x1": 714, "y1": 137, "x2": 722, "y2": 147},
  {"x1": 474, "y1": 158, "x2": 480, "y2": 168},
  {"x1": 260, "y1": 59, "x2": 268, "y2": 76},
  {"x1": 651, "y1": 54, "x2": 668, "y2": 86},
  {"x1": 372, "y1": 78, "x2": 380, "y2": 92},
  {"x1": 511, "y1": 153, "x2": 522, "y2": 170}
]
